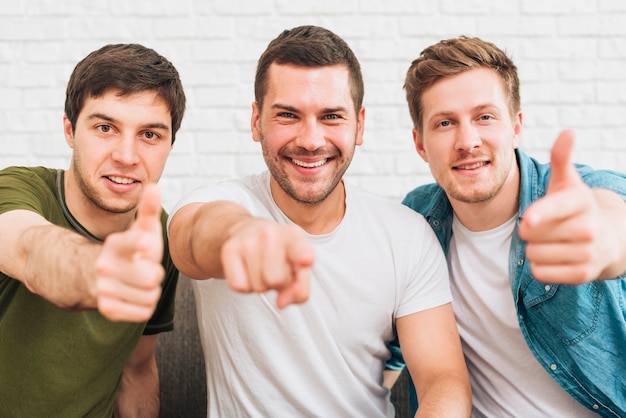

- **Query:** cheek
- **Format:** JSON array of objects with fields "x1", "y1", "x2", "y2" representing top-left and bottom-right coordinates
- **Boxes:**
[
  {"x1": 262, "y1": 125, "x2": 294, "y2": 148},
  {"x1": 420, "y1": 138, "x2": 447, "y2": 163},
  {"x1": 147, "y1": 146, "x2": 172, "y2": 167}
]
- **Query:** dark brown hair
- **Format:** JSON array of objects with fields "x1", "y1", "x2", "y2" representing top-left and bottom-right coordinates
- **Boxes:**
[
  {"x1": 254, "y1": 25, "x2": 364, "y2": 114},
  {"x1": 64, "y1": 43, "x2": 186, "y2": 143}
]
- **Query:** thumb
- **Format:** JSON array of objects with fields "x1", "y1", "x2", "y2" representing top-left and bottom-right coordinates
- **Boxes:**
[
  {"x1": 546, "y1": 129, "x2": 581, "y2": 194},
  {"x1": 134, "y1": 183, "x2": 163, "y2": 232}
]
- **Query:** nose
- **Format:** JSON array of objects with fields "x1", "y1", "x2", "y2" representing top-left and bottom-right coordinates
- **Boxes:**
[
  {"x1": 111, "y1": 134, "x2": 140, "y2": 165},
  {"x1": 455, "y1": 121, "x2": 482, "y2": 151},
  {"x1": 294, "y1": 118, "x2": 325, "y2": 151}
]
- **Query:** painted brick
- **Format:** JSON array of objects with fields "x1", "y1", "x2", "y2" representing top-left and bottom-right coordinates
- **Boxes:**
[{"x1": 0, "y1": 0, "x2": 624, "y2": 203}]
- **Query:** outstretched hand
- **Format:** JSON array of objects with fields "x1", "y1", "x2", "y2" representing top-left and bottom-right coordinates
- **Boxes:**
[
  {"x1": 221, "y1": 219, "x2": 314, "y2": 309},
  {"x1": 95, "y1": 184, "x2": 166, "y2": 322},
  {"x1": 519, "y1": 130, "x2": 619, "y2": 284}
]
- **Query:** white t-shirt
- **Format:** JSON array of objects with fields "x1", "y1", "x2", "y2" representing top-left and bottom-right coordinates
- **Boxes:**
[
  {"x1": 449, "y1": 215, "x2": 599, "y2": 417},
  {"x1": 169, "y1": 172, "x2": 451, "y2": 417}
]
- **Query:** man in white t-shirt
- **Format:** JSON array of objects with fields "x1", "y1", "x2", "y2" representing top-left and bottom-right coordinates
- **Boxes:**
[
  {"x1": 391, "y1": 35, "x2": 626, "y2": 417},
  {"x1": 168, "y1": 25, "x2": 471, "y2": 417}
]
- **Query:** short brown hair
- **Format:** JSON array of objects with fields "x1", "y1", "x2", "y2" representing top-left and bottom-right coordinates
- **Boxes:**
[
  {"x1": 405, "y1": 36, "x2": 520, "y2": 133},
  {"x1": 64, "y1": 43, "x2": 186, "y2": 143},
  {"x1": 254, "y1": 25, "x2": 364, "y2": 115}
]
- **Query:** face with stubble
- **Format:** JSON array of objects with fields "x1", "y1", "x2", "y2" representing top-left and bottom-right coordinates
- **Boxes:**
[
  {"x1": 414, "y1": 67, "x2": 522, "y2": 207},
  {"x1": 251, "y1": 63, "x2": 364, "y2": 209}
]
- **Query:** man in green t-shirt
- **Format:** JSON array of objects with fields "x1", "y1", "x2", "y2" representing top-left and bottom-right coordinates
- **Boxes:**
[{"x1": 0, "y1": 44, "x2": 186, "y2": 417}]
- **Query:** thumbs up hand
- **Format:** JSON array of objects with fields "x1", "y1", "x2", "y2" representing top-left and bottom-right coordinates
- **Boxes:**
[{"x1": 518, "y1": 130, "x2": 623, "y2": 284}]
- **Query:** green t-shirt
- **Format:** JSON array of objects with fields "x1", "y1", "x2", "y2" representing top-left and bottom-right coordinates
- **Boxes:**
[{"x1": 0, "y1": 166, "x2": 178, "y2": 417}]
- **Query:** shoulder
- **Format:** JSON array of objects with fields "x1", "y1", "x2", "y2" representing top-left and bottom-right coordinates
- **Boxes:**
[
  {"x1": 169, "y1": 173, "x2": 267, "y2": 218},
  {"x1": 348, "y1": 185, "x2": 419, "y2": 216},
  {"x1": 520, "y1": 149, "x2": 626, "y2": 199},
  {"x1": 0, "y1": 166, "x2": 56, "y2": 185},
  {"x1": 402, "y1": 182, "x2": 446, "y2": 214},
  {"x1": 578, "y1": 167, "x2": 626, "y2": 198},
  {"x1": 0, "y1": 166, "x2": 58, "y2": 215},
  {"x1": 346, "y1": 185, "x2": 432, "y2": 234}
]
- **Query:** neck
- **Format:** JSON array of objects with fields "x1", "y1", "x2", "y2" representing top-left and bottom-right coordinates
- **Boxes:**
[
  {"x1": 63, "y1": 169, "x2": 135, "y2": 240},
  {"x1": 270, "y1": 179, "x2": 346, "y2": 235}
]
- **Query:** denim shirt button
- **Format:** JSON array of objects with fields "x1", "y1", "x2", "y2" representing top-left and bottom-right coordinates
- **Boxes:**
[
  {"x1": 544, "y1": 285, "x2": 551, "y2": 292},
  {"x1": 592, "y1": 404, "x2": 599, "y2": 410},
  {"x1": 550, "y1": 364, "x2": 557, "y2": 371},
  {"x1": 517, "y1": 259, "x2": 524, "y2": 266}
]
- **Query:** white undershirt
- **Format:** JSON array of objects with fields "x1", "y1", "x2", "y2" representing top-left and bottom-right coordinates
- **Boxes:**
[{"x1": 449, "y1": 215, "x2": 598, "y2": 417}]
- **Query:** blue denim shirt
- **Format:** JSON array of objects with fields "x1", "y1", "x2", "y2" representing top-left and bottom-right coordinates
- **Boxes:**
[{"x1": 390, "y1": 149, "x2": 626, "y2": 417}]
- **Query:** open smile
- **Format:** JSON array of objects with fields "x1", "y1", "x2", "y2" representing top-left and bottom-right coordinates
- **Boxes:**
[
  {"x1": 291, "y1": 158, "x2": 329, "y2": 168},
  {"x1": 454, "y1": 161, "x2": 489, "y2": 170},
  {"x1": 106, "y1": 175, "x2": 138, "y2": 185}
]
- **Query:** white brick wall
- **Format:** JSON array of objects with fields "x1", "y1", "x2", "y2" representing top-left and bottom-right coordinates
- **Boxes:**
[{"x1": 1, "y1": 1, "x2": 625, "y2": 211}]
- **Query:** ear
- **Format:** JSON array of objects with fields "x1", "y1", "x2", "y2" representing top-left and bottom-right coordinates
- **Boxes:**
[
  {"x1": 412, "y1": 128, "x2": 428, "y2": 163},
  {"x1": 251, "y1": 102, "x2": 261, "y2": 143},
  {"x1": 512, "y1": 110, "x2": 523, "y2": 148},
  {"x1": 63, "y1": 115, "x2": 75, "y2": 148},
  {"x1": 355, "y1": 106, "x2": 365, "y2": 146}
]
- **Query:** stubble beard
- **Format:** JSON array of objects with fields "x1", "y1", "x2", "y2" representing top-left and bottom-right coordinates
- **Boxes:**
[
  {"x1": 442, "y1": 153, "x2": 513, "y2": 205},
  {"x1": 72, "y1": 154, "x2": 136, "y2": 215},
  {"x1": 259, "y1": 133, "x2": 354, "y2": 206},
  {"x1": 446, "y1": 178, "x2": 504, "y2": 204}
]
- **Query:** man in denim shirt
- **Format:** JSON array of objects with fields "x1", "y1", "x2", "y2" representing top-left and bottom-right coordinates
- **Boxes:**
[{"x1": 390, "y1": 36, "x2": 626, "y2": 417}]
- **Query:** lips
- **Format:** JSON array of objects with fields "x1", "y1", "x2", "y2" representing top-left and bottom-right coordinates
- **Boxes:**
[
  {"x1": 454, "y1": 161, "x2": 488, "y2": 170},
  {"x1": 291, "y1": 158, "x2": 328, "y2": 168},
  {"x1": 106, "y1": 175, "x2": 137, "y2": 184}
]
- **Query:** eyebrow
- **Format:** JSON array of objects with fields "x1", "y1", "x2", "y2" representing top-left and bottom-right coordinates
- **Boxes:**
[
  {"x1": 86, "y1": 112, "x2": 171, "y2": 131},
  {"x1": 429, "y1": 104, "x2": 499, "y2": 119},
  {"x1": 271, "y1": 103, "x2": 350, "y2": 114}
]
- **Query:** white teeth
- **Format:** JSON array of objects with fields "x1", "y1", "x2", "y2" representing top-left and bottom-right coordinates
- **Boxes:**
[
  {"x1": 108, "y1": 176, "x2": 135, "y2": 184},
  {"x1": 292, "y1": 158, "x2": 327, "y2": 168},
  {"x1": 458, "y1": 161, "x2": 487, "y2": 170}
]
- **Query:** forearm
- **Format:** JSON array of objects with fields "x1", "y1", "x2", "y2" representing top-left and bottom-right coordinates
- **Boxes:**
[
  {"x1": 594, "y1": 189, "x2": 626, "y2": 279},
  {"x1": 169, "y1": 201, "x2": 253, "y2": 279},
  {"x1": 20, "y1": 224, "x2": 100, "y2": 309},
  {"x1": 114, "y1": 354, "x2": 160, "y2": 418},
  {"x1": 413, "y1": 373, "x2": 471, "y2": 418}
]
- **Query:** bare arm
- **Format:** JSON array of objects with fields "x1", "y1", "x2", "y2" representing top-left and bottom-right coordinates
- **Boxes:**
[
  {"x1": 114, "y1": 335, "x2": 160, "y2": 418},
  {"x1": 168, "y1": 200, "x2": 314, "y2": 308},
  {"x1": 0, "y1": 209, "x2": 100, "y2": 309},
  {"x1": 397, "y1": 303, "x2": 471, "y2": 417},
  {"x1": 0, "y1": 184, "x2": 166, "y2": 321},
  {"x1": 168, "y1": 201, "x2": 252, "y2": 280},
  {"x1": 592, "y1": 189, "x2": 626, "y2": 279}
]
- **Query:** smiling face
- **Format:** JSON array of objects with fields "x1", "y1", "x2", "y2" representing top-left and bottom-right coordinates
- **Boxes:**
[
  {"x1": 415, "y1": 67, "x2": 522, "y2": 209},
  {"x1": 252, "y1": 63, "x2": 364, "y2": 211},
  {"x1": 63, "y1": 89, "x2": 173, "y2": 228}
]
